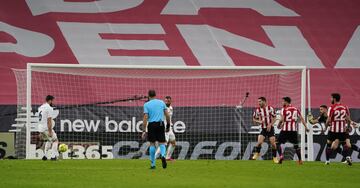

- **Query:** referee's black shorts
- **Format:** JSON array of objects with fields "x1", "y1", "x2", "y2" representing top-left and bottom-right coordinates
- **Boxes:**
[{"x1": 147, "y1": 122, "x2": 166, "y2": 143}]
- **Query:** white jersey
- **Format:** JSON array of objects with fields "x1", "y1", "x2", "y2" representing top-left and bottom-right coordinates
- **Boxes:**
[
  {"x1": 164, "y1": 105, "x2": 173, "y2": 126},
  {"x1": 38, "y1": 103, "x2": 54, "y2": 132},
  {"x1": 164, "y1": 105, "x2": 175, "y2": 142}
]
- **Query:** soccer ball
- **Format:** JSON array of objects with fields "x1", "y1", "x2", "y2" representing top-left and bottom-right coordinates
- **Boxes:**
[{"x1": 59, "y1": 143, "x2": 68, "y2": 153}]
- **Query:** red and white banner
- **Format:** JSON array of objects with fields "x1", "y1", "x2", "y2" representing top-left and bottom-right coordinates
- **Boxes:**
[{"x1": 1, "y1": 0, "x2": 360, "y2": 107}]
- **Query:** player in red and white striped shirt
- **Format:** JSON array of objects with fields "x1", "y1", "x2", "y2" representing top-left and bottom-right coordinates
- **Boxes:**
[
  {"x1": 325, "y1": 93, "x2": 357, "y2": 165},
  {"x1": 252, "y1": 97, "x2": 278, "y2": 163},
  {"x1": 276, "y1": 97, "x2": 308, "y2": 165}
]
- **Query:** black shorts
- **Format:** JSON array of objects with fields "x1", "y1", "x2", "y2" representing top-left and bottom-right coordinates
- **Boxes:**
[
  {"x1": 260, "y1": 127, "x2": 275, "y2": 138},
  {"x1": 277, "y1": 131, "x2": 298, "y2": 144},
  {"x1": 147, "y1": 122, "x2": 166, "y2": 143},
  {"x1": 327, "y1": 132, "x2": 348, "y2": 142}
]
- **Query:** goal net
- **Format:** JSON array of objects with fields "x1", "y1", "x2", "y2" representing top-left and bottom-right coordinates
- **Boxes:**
[{"x1": 13, "y1": 64, "x2": 307, "y2": 160}]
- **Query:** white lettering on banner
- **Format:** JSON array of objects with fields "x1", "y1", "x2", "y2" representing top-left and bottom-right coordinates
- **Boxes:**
[
  {"x1": 129, "y1": 142, "x2": 190, "y2": 160},
  {"x1": 173, "y1": 121, "x2": 186, "y2": 133},
  {"x1": 61, "y1": 119, "x2": 100, "y2": 132},
  {"x1": 162, "y1": 0, "x2": 299, "y2": 16},
  {"x1": 25, "y1": 0, "x2": 143, "y2": 16},
  {"x1": 57, "y1": 115, "x2": 360, "y2": 135},
  {"x1": 102, "y1": 145, "x2": 114, "y2": 159},
  {"x1": 105, "y1": 116, "x2": 143, "y2": 133},
  {"x1": 112, "y1": 141, "x2": 139, "y2": 159},
  {"x1": 308, "y1": 123, "x2": 360, "y2": 136},
  {"x1": 121, "y1": 141, "x2": 241, "y2": 160},
  {"x1": 177, "y1": 25, "x2": 324, "y2": 68},
  {"x1": 215, "y1": 142, "x2": 240, "y2": 160},
  {"x1": 351, "y1": 140, "x2": 360, "y2": 160},
  {"x1": 313, "y1": 143, "x2": 321, "y2": 161},
  {"x1": 60, "y1": 117, "x2": 186, "y2": 133},
  {"x1": 336, "y1": 26, "x2": 360, "y2": 68},
  {"x1": 0, "y1": 22, "x2": 54, "y2": 57},
  {"x1": 28, "y1": 141, "x2": 360, "y2": 161},
  {"x1": 72, "y1": 119, "x2": 85, "y2": 132},
  {"x1": 174, "y1": 141, "x2": 190, "y2": 160},
  {"x1": 190, "y1": 141, "x2": 216, "y2": 159},
  {"x1": 248, "y1": 125, "x2": 282, "y2": 134},
  {"x1": 57, "y1": 22, "x2": 185, "y2": 66},
  {"x1": 311, "y1": 123, "x2": 323, "y2": 134},
  {"x1": 29, "y1": 144, "x2": 115, "y2": 159},
  {"x1": 249, "y1": 122, "x2": 360, "y2": 136}
]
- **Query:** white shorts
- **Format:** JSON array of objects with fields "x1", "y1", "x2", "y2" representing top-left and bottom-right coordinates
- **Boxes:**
[
  {"x1": 165, "y1": 130, "x2": 176, "y2": 142},
  {"x1": 40, "y1": 130, "x2": 58, "y2": 142}
]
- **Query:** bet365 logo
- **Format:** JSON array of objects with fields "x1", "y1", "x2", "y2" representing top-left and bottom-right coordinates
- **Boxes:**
[
  {"x1": 0, "y1": 133, "x2": 16, "y2": 159},
  {"x1": 0, "y1": 141, "x2": 6, "y2": 159}
]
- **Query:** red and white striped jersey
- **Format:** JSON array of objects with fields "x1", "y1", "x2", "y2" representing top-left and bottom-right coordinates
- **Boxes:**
[
  {"x1": 253, "y1": 106, "x2": 276, "y2": 128},
  {"x1": 328, "y1": 104, "x2": 350, "y2": 133},
  {"x1": 281, "y1": 105, "x2": 301, "y2": 131}
]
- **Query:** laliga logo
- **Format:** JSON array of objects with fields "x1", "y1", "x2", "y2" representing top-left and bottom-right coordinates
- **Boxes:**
[{"x1": 60, "y1": 116, "x2": 186, "y2": 133}]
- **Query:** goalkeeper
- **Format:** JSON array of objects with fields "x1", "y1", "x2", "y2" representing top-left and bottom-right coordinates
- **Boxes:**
[
  {"x1": 308, "y1": 105, "x2": 360, "y2": 161},
  {"x1": 307, "y1": 105, "x2": 328, "y2": 126}
]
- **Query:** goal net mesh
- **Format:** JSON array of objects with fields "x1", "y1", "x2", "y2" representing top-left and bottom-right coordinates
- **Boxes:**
[{"x1": 13, "y1": 66, "x2": 303, "y2": 160}]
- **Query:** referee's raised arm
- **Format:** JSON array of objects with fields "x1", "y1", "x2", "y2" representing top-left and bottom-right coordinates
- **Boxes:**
[{"x1": 142, "y1": 89, "x2": 169, "y2": 169}]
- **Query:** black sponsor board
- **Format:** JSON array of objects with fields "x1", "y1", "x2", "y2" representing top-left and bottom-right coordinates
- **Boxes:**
[{"x1": 1, "y1": 105, "x2": 360, "y2": 161}]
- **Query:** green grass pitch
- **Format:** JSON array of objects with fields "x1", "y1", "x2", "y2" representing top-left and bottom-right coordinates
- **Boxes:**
[{"x1": 0, "y1": 160, "x2": 359, "y2": 188}]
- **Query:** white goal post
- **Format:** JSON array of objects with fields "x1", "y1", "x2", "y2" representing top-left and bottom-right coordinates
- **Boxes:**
[{"x1": 15, "y1": 63, "x2": 312, "y2": 160}]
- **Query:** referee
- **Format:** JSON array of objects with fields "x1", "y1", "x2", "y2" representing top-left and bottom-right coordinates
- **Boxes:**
[{"x1": 142, "y1": 89, "x2": 171, "y2": 169}]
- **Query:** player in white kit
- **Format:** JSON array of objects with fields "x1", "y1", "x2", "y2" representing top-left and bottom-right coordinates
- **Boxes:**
[
  {"x1": 38, "y1": 95, "x2": 59, "y2": 160},
  {"x1": 155, "y1": 96, "x2": 176, "y2": 161}
]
